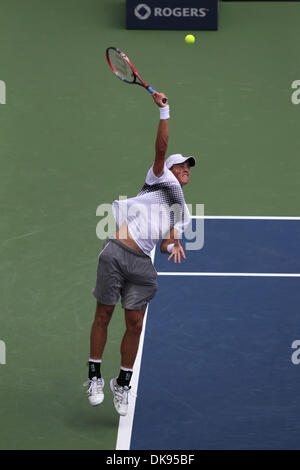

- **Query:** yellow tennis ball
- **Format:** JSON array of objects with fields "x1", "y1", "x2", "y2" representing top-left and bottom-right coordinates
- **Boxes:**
[{"x1": 185, "y1": 34, "x2": 195, "y2": 45}]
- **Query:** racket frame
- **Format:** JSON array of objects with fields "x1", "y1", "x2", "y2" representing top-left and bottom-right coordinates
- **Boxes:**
[{"x1": 106, "y1": 46, "x2": 165, "y2": 101}]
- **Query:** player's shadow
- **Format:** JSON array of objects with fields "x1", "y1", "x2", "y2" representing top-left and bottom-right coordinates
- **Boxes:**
[
  {"x1": 68, "y1": 406, "x2": 118, "y2": 430},
  {"x1": 51, "y1": 378, "x2": 119, "y2": 438}
]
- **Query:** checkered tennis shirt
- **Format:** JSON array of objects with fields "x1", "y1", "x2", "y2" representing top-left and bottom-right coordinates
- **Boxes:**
[{"x1": 112, "y1": 163, "x2": 191, "y2": 256}]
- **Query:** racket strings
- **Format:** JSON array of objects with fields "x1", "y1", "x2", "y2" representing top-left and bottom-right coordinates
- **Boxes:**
[{"x1": 108, "y1": 50, "x2": 134, "y2": 83}]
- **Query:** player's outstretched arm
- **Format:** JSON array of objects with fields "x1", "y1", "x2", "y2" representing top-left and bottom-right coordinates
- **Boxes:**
[
  {"x1": 152, "y1": 92, "x2": 169, "y2": 177},
  {"x1": 160, "y1": 228, "x2": 186, "y2": 264}
]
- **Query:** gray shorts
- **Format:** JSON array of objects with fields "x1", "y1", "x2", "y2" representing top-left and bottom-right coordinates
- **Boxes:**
[{"x1": 92, "y1": 238, "x2": 158, "y2": 310}]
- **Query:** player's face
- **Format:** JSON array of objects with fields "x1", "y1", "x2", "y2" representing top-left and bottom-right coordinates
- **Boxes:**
[{"x1": 170, "y1": 161, "x2": 191, "y2": 186}]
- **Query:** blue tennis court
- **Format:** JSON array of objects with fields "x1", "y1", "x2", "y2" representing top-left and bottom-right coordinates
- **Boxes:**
[{"x1": 130, "y1": 217, "x2": 300, "y2": 450}]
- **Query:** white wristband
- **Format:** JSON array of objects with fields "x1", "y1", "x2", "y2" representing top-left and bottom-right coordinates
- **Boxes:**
[
  {"x1": 160, "y1": 105, "x2": 170, "y2": 120},
  {"x1": 167, "y1": 243, "x2": 175, "y2": 253}
]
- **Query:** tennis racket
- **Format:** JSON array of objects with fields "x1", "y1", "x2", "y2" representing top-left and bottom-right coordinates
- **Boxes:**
[{"x1": 106, "y1": 46, "x2": 167, "y2": 103}]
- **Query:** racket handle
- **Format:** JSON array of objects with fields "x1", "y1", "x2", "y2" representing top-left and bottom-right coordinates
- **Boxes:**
[{"x1": 147, "y1": 86, "x2": 167, "y2": 104}]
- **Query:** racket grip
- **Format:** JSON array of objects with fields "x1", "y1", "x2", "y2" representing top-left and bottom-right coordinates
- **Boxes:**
[
  {"x1": 147, "y1": 86, "x2": 156, "y2": 95},
  {"x1": 147, "y1": 86, "x2": 167, "y2": 104}
]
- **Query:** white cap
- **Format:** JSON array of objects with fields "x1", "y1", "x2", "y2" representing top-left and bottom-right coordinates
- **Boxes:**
[{"x1": 165, "y1": 154, "x2": 196, "y2": 169}]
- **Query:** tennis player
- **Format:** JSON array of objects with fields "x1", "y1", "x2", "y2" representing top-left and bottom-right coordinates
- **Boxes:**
[{"x1": 84, "y1": 92, "x2": 195, "y2": 416}]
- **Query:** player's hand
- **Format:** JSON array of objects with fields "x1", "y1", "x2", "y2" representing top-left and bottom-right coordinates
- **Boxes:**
[
  {"x1": 152, "y1": 92, "x2": 168, "y2": 108},
  {"x1": 168, "y1": 241, "x2": 186, "y2": 264}
]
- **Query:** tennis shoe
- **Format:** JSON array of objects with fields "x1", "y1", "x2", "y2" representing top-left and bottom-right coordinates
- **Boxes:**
[
  {"x1": 110, "y1": 378, "x2": 131, "y2": 416},
  {"x1": 83, "y1": 377, "x2": 105, "y2": 406}
]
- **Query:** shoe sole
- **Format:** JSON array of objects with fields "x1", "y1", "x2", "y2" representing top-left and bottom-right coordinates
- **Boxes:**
[{"x1": 89, "y1": 395, "x2": 104, "y2": 406}]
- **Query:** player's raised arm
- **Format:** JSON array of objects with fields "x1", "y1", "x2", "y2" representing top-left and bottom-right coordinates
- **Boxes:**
[{"x1": 152, "y1": 92, "x2": 169, "y2": 177}]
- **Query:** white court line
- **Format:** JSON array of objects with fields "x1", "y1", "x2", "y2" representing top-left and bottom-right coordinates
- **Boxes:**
[
  {"x1": 192, "y1": 216, "x2": 300, "y2": 220},
  {"x1": 115, "y1": 246, "x2": 156, "y2": 451},
  {"x1": 115, "y1": 215, "x2": 300, "y2": 449},
  {"x1": 157, "y1": 272, "x2": 300, "y2": 278}
]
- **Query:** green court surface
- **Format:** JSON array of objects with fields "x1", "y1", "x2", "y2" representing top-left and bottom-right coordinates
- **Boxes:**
[{"x1": 0, "y1": 0, "x2": 299, "y2": 449}]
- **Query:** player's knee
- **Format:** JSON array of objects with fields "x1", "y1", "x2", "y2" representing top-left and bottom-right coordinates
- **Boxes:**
[
  {"x1": 127, "y1": 318, "x2": 143, "y2": 336},
  {"x1": 95, "y1": 303, "x2": 114, "y2": 327}
]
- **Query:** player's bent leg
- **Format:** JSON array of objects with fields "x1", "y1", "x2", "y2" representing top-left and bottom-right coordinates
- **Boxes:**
[
  {"x1": 84, "y1": 302, "x2": 115, "y2": 406},
  {"x1": 90, "y1": 301, "x2": 115, "y2": 360},
  {"x1": 121, "y1": 308, "x2": 146, "y2": 369},
  {"x1": 110, "y1": 308, "x2": 146, "y2": 416}
]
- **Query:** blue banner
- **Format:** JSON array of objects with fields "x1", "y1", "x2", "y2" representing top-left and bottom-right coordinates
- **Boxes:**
[
  {"x1": 223, "y1": 0, "x2": 300, "y2": 3},
  {"x1": 126, "y1": 0, "x2": 218, "y2": 30}
]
